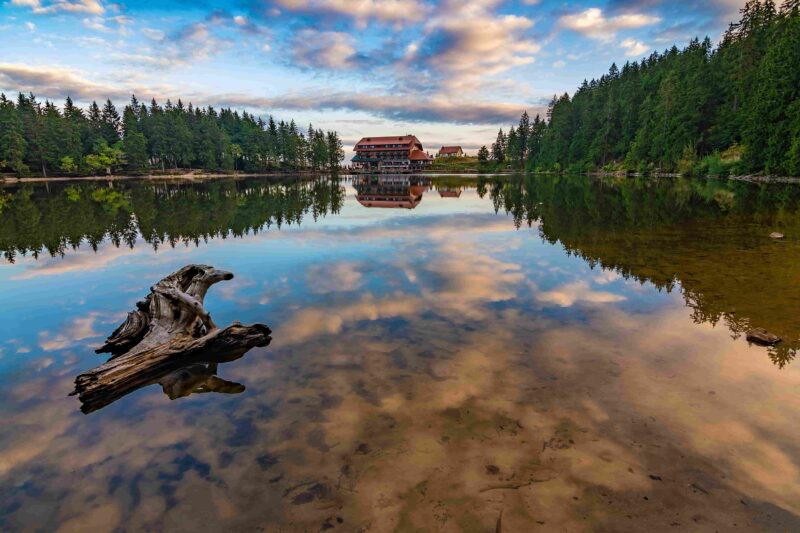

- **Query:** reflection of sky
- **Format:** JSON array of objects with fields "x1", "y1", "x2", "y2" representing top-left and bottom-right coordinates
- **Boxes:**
[{"x1": 1, "y1": 184, "x2": 799, "y2": 530}]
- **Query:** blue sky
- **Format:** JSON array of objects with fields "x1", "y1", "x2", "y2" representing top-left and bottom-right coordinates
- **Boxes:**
[{"x1": 0, "y1": 0, "x2": 746, "y2": 154}]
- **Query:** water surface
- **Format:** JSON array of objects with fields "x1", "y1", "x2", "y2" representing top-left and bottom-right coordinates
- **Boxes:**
[{"x1": 1, "y1": 175, "x2": 799, "y2": 531}]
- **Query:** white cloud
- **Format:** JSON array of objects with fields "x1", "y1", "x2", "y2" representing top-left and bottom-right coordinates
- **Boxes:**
[
  {"x1": 559, "y1": 7, "x2": 660, "y2": 42},
  {"x1": 306, "y1": 262, "x2": 364, "y2": 293},
  {"x1": 82, "y1": 16, "x2": 108, "y2": 31},
  {"x1": 536, "y1": 280, "x2": 626, "y2": 307},
  {"x1": 553, "y1": 60, "x2": 566, "y2": 68},
  {"x1": 11, "y1": 0, "x2": 105, "y2": 15},
  {"x1": 141, "y1": 28, "x2": 165, "y2": 41},
  {"x1": 620, "y1": 38, "x2": 650, "y2": 57},
  {"x1": 38, "y1": 312, "x2": 103, "y2": 352},
  {"x1": 275, "y1": 0, "x2": 429, "y2": 27},
  {"x1": 25, "y1": 21, "x2": 36, "y2": 31},
  {"x1": 291, "y1": 30, "x2": 357, "y2": 70},
  {"x1": 413, "y1": 0, "x2": 541, "y2": 93}
]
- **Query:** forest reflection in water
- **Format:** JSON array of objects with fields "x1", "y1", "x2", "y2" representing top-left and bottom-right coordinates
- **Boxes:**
[{"x1": 2, "y1": 173, "x2": 799, "y2": 367}]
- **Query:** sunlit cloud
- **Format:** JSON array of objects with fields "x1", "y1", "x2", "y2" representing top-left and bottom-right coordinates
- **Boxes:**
[
  {"x1": 306, "y1": 262, "x2": 364, "y2": 293},
  {"x1": 620, "y1": 37, "x2": 650, "y2": 57},
  {"x1": 273, "y1": 0, "x2": 430, "y2": 27},
  {"x1": 11, "y1": 0, "x2": 105, "y2": 15},
  {"x1": 559, "y1": 7, "x2": 660, "y2": 42},
  {"x1": 536, "y1": 280, "x2": 626, "y2": 307},
  {"x1": 38, "y1": 312, "x2": 103, "y2": 351}
]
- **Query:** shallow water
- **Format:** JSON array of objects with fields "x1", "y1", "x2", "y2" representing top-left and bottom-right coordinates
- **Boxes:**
[{"x1": 1, "y1": 174, "x2": 799, "y2": 532}]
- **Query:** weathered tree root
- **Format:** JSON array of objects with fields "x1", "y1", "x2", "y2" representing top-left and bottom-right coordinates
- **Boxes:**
[{"x1": 71, "y1": 264, "x2": 271, "y2": 413}]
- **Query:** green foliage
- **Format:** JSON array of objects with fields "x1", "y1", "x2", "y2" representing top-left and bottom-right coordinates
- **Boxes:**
[
  {"x1": 84, "y1": 140, "x2": 125, "y2": 175},
  {"x1": 0, "y1": 92, "x2": 345, "y2": 177},
  {"x1": 430, "y1": 156, "x2": 482, "y2": 172},
  {"x1": 493, "y1": 2, "x2": 800, "y2": 177},
  {"x1": 0, "y1": 192, "x2": 10, "y2": 214},
  {"x1": 695, "y1": 152, "x2": 728, "y2": 176},
  {"x1": 677, "y1": 145, "x2": 698, "y2": 175},
  {"x1": 0, "y1": 93, "x2": 29, "y2": 176},
  {"x1": 64, "y1": 186, "x2": 81, "y2": 202},
  {"x1": 59, "y1": 156, "x2": 78, "y2": 174}
]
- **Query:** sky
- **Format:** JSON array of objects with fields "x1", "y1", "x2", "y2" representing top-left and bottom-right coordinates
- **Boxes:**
[{"x1": 0, "y1": 0, "x2": 748, "y2": 155}]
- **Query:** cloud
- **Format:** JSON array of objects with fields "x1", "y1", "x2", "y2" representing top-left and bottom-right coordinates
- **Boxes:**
[
  {"x1": 141, "y1": 27, "x2": 165, "y2": 41},
  {"x1": 108, "y1": 52, "x2": 187, "y2": 69},
  {"x1": 559, "y1": 7, "x2": 660, "y2": 42},
  {"x1": 11, "y1": 0, "x2": 105, "y2": 15},
  {"x1": 170, "y1": 22, "x2": 230, "y2": 60},
  {"x1": 620, "y1": 38, "x2": 650, "y2": 57},
  {"x1": 291, "y1": 30, "x2": 358, "y2": 70},
  {"x1": 25, "y1": 21, "x2": 36, "y2": 31},
  {"x1": 406, "y1": 0, "x2": 541, "y2": 93},
  {"x1": 38, "y1": 312, "x2": 103, "y2": 351},
  {"x1": 536, "y1": 280, "x2": 626, "y2": 307},
  {"x1": 306, "y1": 262, "x2": 363, "y2": 293},
  {"x1": 144, "y1": 10, "x2": 269, "y2": 68},
  {"x1": 9, "y1": 240, "x2": 142, "y2": 280},
  {"x1": 273, "y1": 0, "x2": 429, "y2": 27},
  {"x1": 0, "y1": 63, "x2": 130, "y2": 101},
  {"x1": 217, "y1": 90, "x2": 538, "y2": 125}
]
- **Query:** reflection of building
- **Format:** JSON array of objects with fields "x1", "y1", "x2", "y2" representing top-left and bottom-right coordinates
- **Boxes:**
[
  {"x1": 438, "y1": 146, "x2": 464, "y2": 158},
  {"x1": 353, "y1": 175, "x2": 431, "y2": 209},
  {"x1": 352, "y1": 135, "x2": 433, "y2": 173},
  {"x1": 438, "y1": 187, "x2": 462, "y2": 198}
]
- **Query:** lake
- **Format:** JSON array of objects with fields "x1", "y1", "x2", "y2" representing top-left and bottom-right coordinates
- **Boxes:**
[{"x1": 1, "y1": 174, "x2": 799, "y2": 531}]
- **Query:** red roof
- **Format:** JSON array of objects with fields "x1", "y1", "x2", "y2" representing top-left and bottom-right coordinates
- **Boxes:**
[
  {"x1": 439, "y1": 146, "x2": 463, "y2": 154},
  {"x1": 354, "y1": 135, "x2": 423, "y2": 151},
  {"x1": 409, "y1": 149, "x2": 432, "y2": 161}
]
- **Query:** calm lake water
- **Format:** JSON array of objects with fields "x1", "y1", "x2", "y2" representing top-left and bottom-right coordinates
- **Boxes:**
[{"x1": 1, "y1": 174, "x2": 799, "y2": 532}]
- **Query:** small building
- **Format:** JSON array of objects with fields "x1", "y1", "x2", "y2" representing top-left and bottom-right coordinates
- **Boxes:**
[
  {"x1": 352, "y1": 135, "x2": 433, "y2": 173},
  {"x1": 438, "y1": 146, "x2": 464, "y2": 158},
  {"x1": 353, "y1": 176, "x2": 430, "y2": 209},
  {"x1": 438, "y1": 187, "x2": 462, "y2": 198}
]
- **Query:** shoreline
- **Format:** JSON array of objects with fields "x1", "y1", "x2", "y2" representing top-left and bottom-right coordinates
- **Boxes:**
[
  {"x1": 1, "y1": 170, "x2": 331, "y2": 184},
  {"x1": 2, "y1": 170, "x2": 799, "y2": 184}
]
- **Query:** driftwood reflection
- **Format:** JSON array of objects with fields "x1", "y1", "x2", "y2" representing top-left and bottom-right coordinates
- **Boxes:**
[
  {"x1": 74, "y1": 353, "x2": 250, "y2": 414},
  {"x1": 72, "y1": 264, "x2": 271, "y2": 414}
]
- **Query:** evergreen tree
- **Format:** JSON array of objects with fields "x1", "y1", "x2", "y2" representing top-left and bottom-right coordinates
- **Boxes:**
[
  {"x1": 491, "y1": 129, "x2": 506, "y2": 162},
  {"x1": 326, "y1": 131, "x2": 344, "y2": 170},
  {"x1": 100, "y1": 99, "x2": 121, "y2": 145},
  {"x1": 0, "y1": 94, "x2": 29, "y2": 176},
  {"x1": 122, "y1": 104, "x2": 148, "y2": 173}
]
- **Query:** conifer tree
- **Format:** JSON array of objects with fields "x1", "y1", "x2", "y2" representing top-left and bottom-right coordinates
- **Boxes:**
[
  {"x1": 0, "y1": 94, "x2": 29, "y2": 176},
  {"x1": 100, "y1": 99, "x2": 121, "y2": 145}
]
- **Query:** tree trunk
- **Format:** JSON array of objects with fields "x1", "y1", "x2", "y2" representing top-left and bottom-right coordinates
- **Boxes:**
[{"x1": 71, "y1": 264, "x2": 271, "y2": 413}]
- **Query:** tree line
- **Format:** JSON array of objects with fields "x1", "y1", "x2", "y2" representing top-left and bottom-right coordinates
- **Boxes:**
[
  {"x1": 0, "y1": 94, "x2": 345, "y2": 177},
  {"x1": 479, "y1": 1, "x2": 800, "y2": 177}
]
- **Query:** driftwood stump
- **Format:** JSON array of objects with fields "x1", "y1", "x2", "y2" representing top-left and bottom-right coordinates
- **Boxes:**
[{"x1": 72, "y1": 264, "x2": 271, "y2": 413}]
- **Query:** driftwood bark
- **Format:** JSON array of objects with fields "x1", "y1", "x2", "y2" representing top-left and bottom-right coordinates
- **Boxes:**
[{"x1": 72, "y1": 264, "x2": 271, "y2": 413}]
